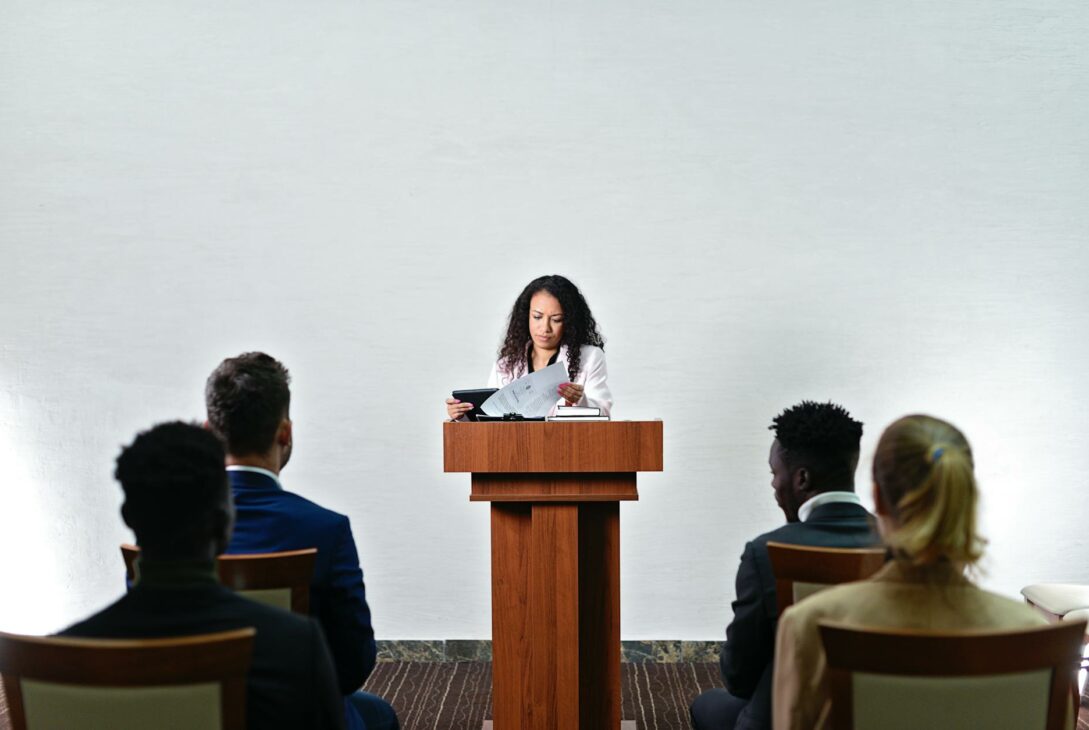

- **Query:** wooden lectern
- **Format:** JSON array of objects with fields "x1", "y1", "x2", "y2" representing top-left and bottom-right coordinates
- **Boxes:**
[{"x1": 444, "y1": 421, "x2": 663, "y2": 730}]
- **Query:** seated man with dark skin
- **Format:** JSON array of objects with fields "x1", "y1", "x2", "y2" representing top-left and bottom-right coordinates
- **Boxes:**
[
  {"x1": 60, "y1": 422, "x2": 345, "y2": 730},
  {"x1": 690, "y1": 401, "x2": 880, "y2": 730}
]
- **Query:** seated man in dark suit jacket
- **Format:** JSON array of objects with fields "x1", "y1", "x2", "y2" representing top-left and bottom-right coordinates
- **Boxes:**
[
  {"x1": 61, "y1": 422, "x2": 345, "y2": 730},
  {"x1": 690, "y1": 401, "x2": 880, "y2": 730},
  {"x1": 205, "y1": 352, "x2": 397, "y2": 730}
]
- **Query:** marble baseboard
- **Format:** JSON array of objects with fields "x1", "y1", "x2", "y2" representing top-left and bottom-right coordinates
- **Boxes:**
[
  {"x1": 375, "y1": 640, "x2": 445, "y2": 662},
  {"x1": 483, "y1": 723, "x2": 636, "y2": 729},
  {"x1": 621, "y1": 640, "x2": 720, "y2": 664},
  {"x1": 376, "y1": 639, "x2": 719, "y2": 663}
]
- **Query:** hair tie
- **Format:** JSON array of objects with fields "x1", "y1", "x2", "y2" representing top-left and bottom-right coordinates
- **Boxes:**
[{"x1": 930, "y1": 447, "x2": 945, "y2": 464}]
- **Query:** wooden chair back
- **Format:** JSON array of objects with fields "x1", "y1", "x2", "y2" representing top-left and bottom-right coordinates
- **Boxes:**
[
  {"x1": 766, "y1": 541, "x2": 887, "y2": 615},
  {"x1": 120, "y1": 544, "x2": 317, "y2": 615},
  {"x1": 818, "y1": 619, "x2": 1086, "y2": 730},
  {"x1": 0, "y1": 628, "x2": 254, "y2": 730}
]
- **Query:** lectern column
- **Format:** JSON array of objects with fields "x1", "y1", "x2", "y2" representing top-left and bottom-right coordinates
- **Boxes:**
[
  {"x1": 491, "y1": 500, "x2": 620, "y2": 730},
  {"x1": 444, "y1": 421, "x2": 663, "y2": 730}
]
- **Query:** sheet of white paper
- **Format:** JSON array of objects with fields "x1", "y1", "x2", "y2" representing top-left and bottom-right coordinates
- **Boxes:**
[{"x1": 481, "y1": 361, "x2": 568, "y2": 417}]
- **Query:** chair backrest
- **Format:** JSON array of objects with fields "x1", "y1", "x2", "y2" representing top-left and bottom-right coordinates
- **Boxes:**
[
  {"x1": 818, "y1": 619, "x2": 1086, "y2": 730},
  {"x1": 120, "y1": 544, "x2": 317, "y2": 614},
  {"x1": 766, "y1": 541, "x2": 887, "y2": 615},
  {"x1": 0, "y1": 628, "x2": 254, "y2": 730}
]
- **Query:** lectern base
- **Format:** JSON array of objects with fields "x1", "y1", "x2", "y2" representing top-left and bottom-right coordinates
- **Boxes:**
[
  {"x1": 445, "y1": 420, "x2": 663, "y2": 730},
  {"x1": 482, "y1": 723, "x2": 636, "y2": 729}
]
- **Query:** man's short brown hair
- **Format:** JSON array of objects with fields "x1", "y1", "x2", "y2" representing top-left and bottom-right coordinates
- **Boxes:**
[{"x1": 205, "y1": 352, "x2": 291, "y2": 456}]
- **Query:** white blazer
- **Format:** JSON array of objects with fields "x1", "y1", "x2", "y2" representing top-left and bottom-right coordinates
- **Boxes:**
[{"x1": 487, "y1": 344, "x2": 612, "y2": 417}]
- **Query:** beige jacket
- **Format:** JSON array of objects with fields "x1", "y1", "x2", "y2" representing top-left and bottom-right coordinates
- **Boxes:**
[{"x1": 772, "y1": 561, "x2": 1055, "y2": 730}]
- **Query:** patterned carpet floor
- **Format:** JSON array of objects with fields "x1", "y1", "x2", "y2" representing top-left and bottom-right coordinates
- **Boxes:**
[
  {"x1": 362, "y1": 660, "x2": 723, "y2": 729},
  {"x1": 2, "y1": 662, "x2": 1088, "y2": 729}
]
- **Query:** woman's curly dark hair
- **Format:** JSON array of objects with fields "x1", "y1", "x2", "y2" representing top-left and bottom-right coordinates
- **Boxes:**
[{"x1": 498, "y1": 274, "x2": 605, "y2": 380}]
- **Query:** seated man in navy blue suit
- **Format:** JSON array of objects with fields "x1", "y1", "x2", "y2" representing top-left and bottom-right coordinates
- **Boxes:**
[
  {"x1": 205, "y1": 352, "x2": 398, "y2": 730},
  {"x1": 690, "y1": 401, "x2": 880, "y2": 730},
  {"x1": 61, "y1": 422, "x2": 345, "y2": 730}
]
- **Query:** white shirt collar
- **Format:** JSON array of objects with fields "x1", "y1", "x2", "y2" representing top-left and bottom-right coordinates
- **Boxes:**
[
  {"x1": 798, "y1": 490, "x2": 862, "y2": 523},
  {"x1": 226, "y1": 465, "x2": 283, "y2": 489}
]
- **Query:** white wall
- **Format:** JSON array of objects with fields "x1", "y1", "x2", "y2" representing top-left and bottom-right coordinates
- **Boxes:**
[{"x1": 1, "y1": 0, "x2": 1087, "y2": 639}]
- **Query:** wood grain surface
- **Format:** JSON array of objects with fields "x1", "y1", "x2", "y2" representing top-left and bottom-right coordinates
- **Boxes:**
[
  {"x1": 444, "y1": 421, "x2": 663, "y2": 473},
  {"x1": 490, "y1": 504, "x2": 532, "y2": 729},
  {"x1": 451, "y1": 420, "x2": 663, "y2": 729},
  {"x1": 577, "y1": 502, "x2": 621, "y2": 729},
  {"x1": 530, "y1": 505, "x2": 580, "y2": 730},
  {"x1": 471, "y1": 473, "x2": 638, "y2": 502}
]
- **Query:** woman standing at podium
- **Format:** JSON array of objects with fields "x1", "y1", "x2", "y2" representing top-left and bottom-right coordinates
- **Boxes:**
[{"x1": 446, "y1": 274, "x2": 612, "y2": 420}]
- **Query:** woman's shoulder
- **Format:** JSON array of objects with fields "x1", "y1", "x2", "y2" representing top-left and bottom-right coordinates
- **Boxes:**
[
  {"x1": 963, "y1": 585, "x2": 1049, "y2": 628},
  {"x1": 574, "y1": 344, "x2": 606, "y2": 361},
  {"x1": 780, "y1": 571, "x2": 1048, "y2": 634},
  {"x1": 780, "y1": 579, "x2": 875, "y2": 628},
  {"x1": 778, "y1": 562, "x2": 930, "y2": 630}
]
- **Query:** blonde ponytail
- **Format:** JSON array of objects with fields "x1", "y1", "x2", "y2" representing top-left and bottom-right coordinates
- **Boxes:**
[{"x1": 874, "y1": 416, "x2": 985, "y2": 568}]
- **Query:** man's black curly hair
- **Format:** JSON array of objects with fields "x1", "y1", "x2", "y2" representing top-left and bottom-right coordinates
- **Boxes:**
[
  {"x1": 770, "y1": 401, "x2": 864, "y2": 488},
  {"x1": 205, "y1": 352, "x2": 291, "y2": 456},
  {"x1": 116, "y1": 421, "x2": 228, "y2": 557}
]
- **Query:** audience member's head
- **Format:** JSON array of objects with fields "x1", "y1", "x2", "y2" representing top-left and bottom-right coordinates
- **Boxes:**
[
  {"x1": 872, "y1": 414, "x2": 984, "y2": 568},
  {"x1": 205, "y1": 352, "x2": 292, "y2": 467},
  {"x1": 117, "y1": 421, "x2": 231, "y2": 562},
  {"x1": 768, "y1": 401, "x2": 864, "y2": 522}
]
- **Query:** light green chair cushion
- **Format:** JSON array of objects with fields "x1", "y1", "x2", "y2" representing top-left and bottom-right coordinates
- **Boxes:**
[
  {"x1": 22, "y1": 679, "x2": 222, "y2": 730},
  {"x1": 237, "y1": 587, "x2": 292, "y2": 612},
  {"x1": 852, "y1": 669, "x2": 1051, "y2": 730}
]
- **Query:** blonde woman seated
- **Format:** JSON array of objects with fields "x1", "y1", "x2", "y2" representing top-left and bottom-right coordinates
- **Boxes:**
[{"x1": 772, "y1": 415, "x2": 1051, "y2": 730}]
